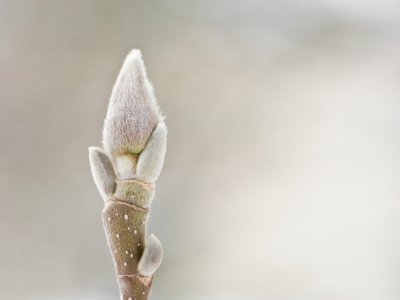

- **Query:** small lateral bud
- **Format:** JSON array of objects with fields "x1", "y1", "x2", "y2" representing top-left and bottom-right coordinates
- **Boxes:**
[
  {"x1": 88, "y1": 147, "x2": 117, "y2": 201},
  {"x1": 138, "y1": 234, "x2": 163, "y2": 276}
]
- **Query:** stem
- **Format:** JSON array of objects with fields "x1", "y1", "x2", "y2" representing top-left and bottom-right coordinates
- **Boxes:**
[{"x1": 103, "y1": 180, "x2": 155, "y2": 300}]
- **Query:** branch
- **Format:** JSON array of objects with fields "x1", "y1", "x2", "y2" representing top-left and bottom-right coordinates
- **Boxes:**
[{"x1": 89, "y1": 49, "x2": 167, "y2": 300}]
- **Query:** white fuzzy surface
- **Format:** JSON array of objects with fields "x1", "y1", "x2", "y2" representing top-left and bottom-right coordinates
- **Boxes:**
[
  {"x1": 101, "y1": 49, "x2": 166, "y2": 181},
  {"x1": 137, "y1": 121, "x2": 167, "y2": 183},
  {"x1": 138, "y1": 234, "x2": 163, "y2": 276},
  {"x1": 103, "y1": 49, "x2": 163, "y2": 157},
  {"x1": 88, "y1": 147, "x2": 117, "y2": 201},
  {"x1": 113, "y1": 153, "x2": 139, "y2": 181}
]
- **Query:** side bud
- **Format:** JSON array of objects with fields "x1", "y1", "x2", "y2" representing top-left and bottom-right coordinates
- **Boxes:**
[
  {"x1": 137, "y1": 121, "x2": 167, "y2": 183},
  {"x1": 88, "y1": 147, "x2": 117, "y2": 201},
  {"x1": 138, "y1": 234, "x2": 163, "y2": 277}
]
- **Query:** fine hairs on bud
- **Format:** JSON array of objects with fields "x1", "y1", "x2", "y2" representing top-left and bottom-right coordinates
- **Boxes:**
[{"x1": 102, "y1": 49, "x2": 165, "y2": 180}]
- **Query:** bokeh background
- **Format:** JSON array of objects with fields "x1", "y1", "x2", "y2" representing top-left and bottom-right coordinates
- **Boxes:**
[{"x1": 1, "y1": 1, "x2": 400, "y2": 299}]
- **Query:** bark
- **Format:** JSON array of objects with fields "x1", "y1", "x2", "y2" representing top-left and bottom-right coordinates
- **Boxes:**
[{"x1": 102, "y1": 180, "x2": 157, "y2": 300}]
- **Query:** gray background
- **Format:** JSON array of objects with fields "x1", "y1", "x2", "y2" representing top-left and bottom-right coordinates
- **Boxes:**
[{"x1": 1, "y1": 1, "x2": 399, "y2": 299}]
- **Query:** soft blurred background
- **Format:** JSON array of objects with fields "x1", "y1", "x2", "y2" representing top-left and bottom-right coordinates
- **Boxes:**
[{"x1": 1, "y1": 0, "x2": 400, "y2": 299}]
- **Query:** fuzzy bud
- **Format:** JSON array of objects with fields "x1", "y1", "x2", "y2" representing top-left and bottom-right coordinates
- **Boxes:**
[{"x1": 102, "y1": 49, "x2": 165, "y2": 180}]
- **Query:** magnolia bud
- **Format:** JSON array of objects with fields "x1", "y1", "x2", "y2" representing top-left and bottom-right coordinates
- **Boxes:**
[{"x1": 102, "y1": 49, "x2": 165, "y2": 180}]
